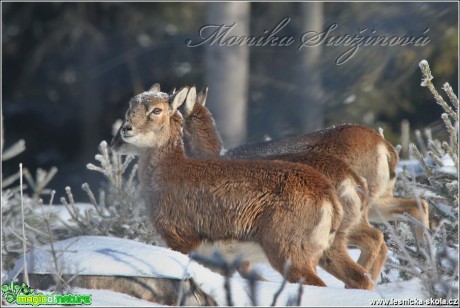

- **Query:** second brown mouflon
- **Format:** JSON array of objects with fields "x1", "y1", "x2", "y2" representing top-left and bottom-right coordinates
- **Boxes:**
[{"x1": 112, "y1": 86, "x2": 376, "y2": 288}]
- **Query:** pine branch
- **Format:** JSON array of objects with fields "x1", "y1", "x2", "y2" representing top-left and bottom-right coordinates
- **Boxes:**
[
  {"x1": 2, "y1": 140, "x2": 26, "y2": 161},
  {"x1": 419, "y1": 60, "x2": 456, "y2": 119}
]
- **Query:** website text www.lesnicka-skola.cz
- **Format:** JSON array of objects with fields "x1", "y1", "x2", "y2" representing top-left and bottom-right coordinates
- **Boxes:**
[{"x1": 369, "y1": 298, "x2": 458, "y2": 306}]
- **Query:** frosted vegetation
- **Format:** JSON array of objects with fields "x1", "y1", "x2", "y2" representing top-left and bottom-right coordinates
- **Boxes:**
[{"x1": 1, "y1": 61, "x2": 458, "y2": 305}]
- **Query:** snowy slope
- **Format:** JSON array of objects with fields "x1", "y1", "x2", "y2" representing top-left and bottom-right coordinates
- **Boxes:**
[{"x1": 6, "y1": 236, "x2": 425, "y2": 306}]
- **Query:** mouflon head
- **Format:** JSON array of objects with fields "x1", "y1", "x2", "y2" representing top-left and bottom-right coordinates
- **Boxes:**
[{"x1": 112, "y1": 83, "x2": 188, "y2": 151}]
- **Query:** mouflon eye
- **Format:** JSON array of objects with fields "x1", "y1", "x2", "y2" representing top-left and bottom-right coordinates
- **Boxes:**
[{"x1": 149, "y1": 108, "x2": 162, "y2": 116}]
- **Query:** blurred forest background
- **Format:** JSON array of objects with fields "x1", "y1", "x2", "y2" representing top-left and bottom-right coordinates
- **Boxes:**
[{"x1": 2, "y1": 2, "x2": 458, "y2": 200}]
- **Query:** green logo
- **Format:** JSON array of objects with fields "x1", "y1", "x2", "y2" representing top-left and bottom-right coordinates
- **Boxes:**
[
  {"x1": 1, "y1": 280, "x2": 92, "y2": 306},
  {"x1": 2, "y1": 280, "x2": 35, "y2": 304}
]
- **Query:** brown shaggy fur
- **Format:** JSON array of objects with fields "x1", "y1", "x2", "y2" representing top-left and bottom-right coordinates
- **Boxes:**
[
  {"x1": 180, "y1": 87, "x2": 429, "y2": 238},
  {"x1": 179, "y1": 87, "x2": 386, "y2": 284},
  {"x1": 112, "y1": 87, "x2": 353, "y2": 288},
  {"x1": 226, "y1": 124, "x2": 429, "y2": 236}
]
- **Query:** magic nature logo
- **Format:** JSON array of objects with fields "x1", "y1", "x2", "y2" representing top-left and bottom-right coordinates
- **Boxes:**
[{"x1": 1, "y1": 280, "x2": 92, "y2": 306}]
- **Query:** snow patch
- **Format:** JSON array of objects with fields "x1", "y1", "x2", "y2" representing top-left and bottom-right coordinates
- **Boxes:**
[
  {"x1": 439, "y1": 154, "x2": 457, "y2": 175},
  {"x1": 7, "y1": 236, "x2": 192, "y2": 280},
  {"x1": 35, "y1": 203, "x2": 95, "y2": 228},
  {"x1": 133, "y1": 91, "x2": 169, "y2": 104}
]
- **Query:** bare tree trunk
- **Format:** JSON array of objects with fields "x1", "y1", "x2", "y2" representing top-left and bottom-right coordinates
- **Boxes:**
[
  {"x1": 401, "y1": 119, "x2": 410, "y2": 160},
  {"x1": 80, "y1": 41, "x2": 103, "y2": 161},
  {"x1": 205, "y1": 2, "x2": 250, "y2": 148},
  {"x1": 297, "y1": 2, "x2": 324, "y2": 132},
  {"x1": 1, "y1": 112, "x2": 4, "y2": 154}
]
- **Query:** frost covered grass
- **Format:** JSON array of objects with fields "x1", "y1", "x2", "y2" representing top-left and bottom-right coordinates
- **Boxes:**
[
  {"x1": 382, "y1": 60, "x2": 458, "y2": 299},
  {"x1": 1, "y1": 139, "x2": 59, "y2": 277},
  {"x1": 59, "y1": 140, "x2": 159, "y2": 245}
]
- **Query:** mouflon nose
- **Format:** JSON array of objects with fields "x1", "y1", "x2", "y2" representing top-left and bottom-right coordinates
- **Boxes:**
[{"x1": 122, "y1": 123, "x2": 133, "y2": 133}]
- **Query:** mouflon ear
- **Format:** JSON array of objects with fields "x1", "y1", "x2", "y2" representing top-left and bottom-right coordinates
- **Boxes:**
[
  {"x1": 183, "y1": 86, "x2": 197, "y2": 116},
  {"x1": 197, "y1": 86, "x2": 208, "y2": 106},
  {"x1": 170, "y1": 87, "x2": 189, "y2": 113},
  {"x1": 149, "y1": 83, "x2": 161, "y2": 94}
]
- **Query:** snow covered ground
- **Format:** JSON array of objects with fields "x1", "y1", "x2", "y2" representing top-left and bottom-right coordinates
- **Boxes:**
[{"x1": 6, "y1": 236, "x2": 427, "y2": 306}]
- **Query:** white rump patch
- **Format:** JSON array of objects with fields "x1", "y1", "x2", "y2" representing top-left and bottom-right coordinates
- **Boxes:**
[
  {"x1": 374, "y1": 143, "x2": 391, "y2": 199},
  {"x1": 311, "y1": 201, "x2": 334, "y2": 249}
]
